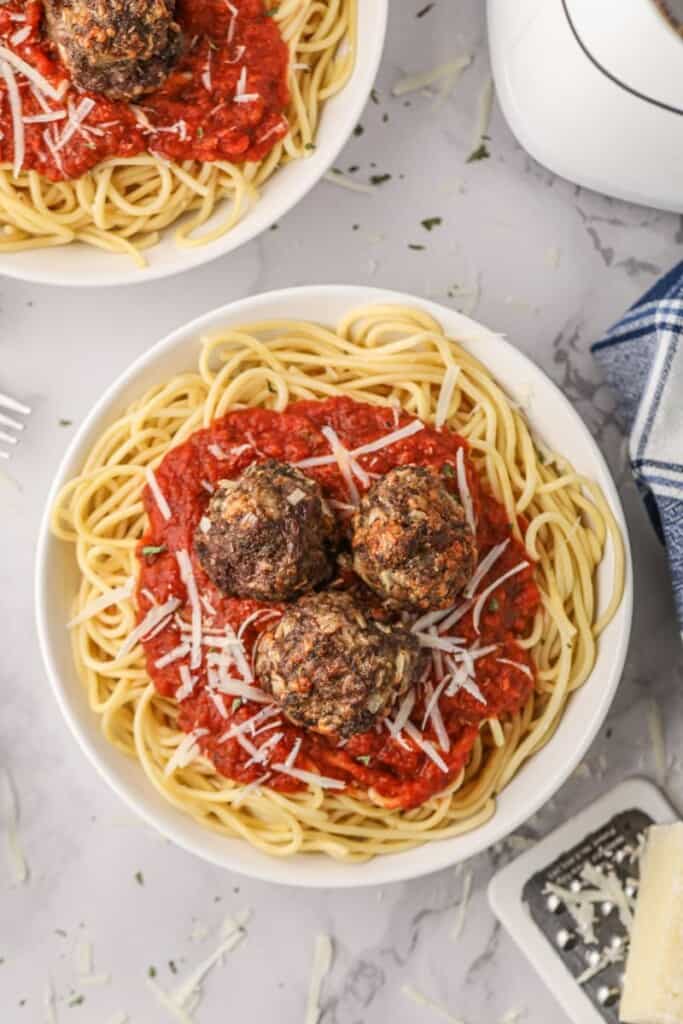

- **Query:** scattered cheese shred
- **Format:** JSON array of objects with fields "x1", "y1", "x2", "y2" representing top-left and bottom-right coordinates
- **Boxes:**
[
  {"x1": 435, "y1": 364, "x2": 459, "y2": 429},
  {"x1": 164, "y1": 729, "x2": 209, "y2": 777},
  {"x1": 450, "y1": 868, "x2": 473, "y2": 942},
  {"x1": 350, "y1": 419, "x2": 424, "y2": 458},
  {"x1": 67, "y1": 577, "x2": 134, "y2": 628},
  {"x1": 455, "y1": 447, "x2": 475, "y2": 535},
  {"x1": 400, "y1": 984, "x2": 465, "y2": 1024},
  {"x1": 116, "y1": 597, "x2": 180, "y2": 660},
  {"x1": 496, "y1": 658, "x2": 533, "y2": 679},
  {"x1": 464, "y1": 540, "x2": 509, "y2": 599},
  {"x1": 145, "y1": 466, "x2": 172, "y2": 520},
  {"x1": 44, "y1": 978, "x2": 57, "y2": 1024},
  {"x1": 403, "y1": 721, "x2": 448, "y2": 773},
  {"x1": 472, "y1": 562, "x2": 528, "y2": 634},
  {"x1": 0, "y1": 45, "x2": 63, "y2": 99},
  {"x1": 2, "y1": 768, "x2": 27, "y2": 884},
  {"x1": 323, "y1": 170, "x2": 375, "y2": 194},
  {"x1": 149, "y1": 910, "x2": 250, "y2": 1023},
  {"x1": 304, "y1": 934, "x2": 333, "y2": 1024},
  {"x1": 271, "y1": 763, "x2": 345, "y2": 790},
  {"x1": 392, "y1": 56, "x2": 471, "y2": 98},
  {"x1": 176, "y1": 550, "x2": 202, "y2": 670}
]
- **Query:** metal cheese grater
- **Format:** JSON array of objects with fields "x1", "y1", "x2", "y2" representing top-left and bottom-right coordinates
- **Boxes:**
[
  {"x1": 523, "y1": 808, "x2": 651, "y2": 1021},
  {"x1": 488, "y1": 780, "x2": 677, "y2": 1024}
]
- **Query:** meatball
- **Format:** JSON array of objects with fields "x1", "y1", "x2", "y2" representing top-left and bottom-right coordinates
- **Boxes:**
[
  {"x1": 254, "y1": 591, "x2": 422, "y2": 737},
  {"x1": 44, "y1": 0, "x2": 182, "y2": 100},
  {"x1": 351, "y1": 464, "x2": 477, "y2": 612},
  {"x1": 194, "y1": 459, "x2": 337, "y2": 602}
]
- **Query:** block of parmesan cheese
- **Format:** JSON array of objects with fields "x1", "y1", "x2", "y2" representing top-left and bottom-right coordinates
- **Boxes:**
[{"x1": 620, "y1": 823, "x2": 683, "y2": 1024}]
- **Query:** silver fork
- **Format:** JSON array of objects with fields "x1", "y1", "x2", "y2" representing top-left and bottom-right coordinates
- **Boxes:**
[{"x1": 0, "y1": 392, "x2": 31, "y2": 459}]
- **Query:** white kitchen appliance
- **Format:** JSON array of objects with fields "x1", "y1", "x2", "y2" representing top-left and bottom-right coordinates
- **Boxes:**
[{"x1": 488, "y1": 0, "x2": 683, "y2": 211}]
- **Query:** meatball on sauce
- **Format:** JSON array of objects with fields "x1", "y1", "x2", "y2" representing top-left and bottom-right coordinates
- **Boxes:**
[
  {"x1": 138, "y1": 397, "x2": 539, "y2": 810},
  {"x1": 195, "y1": 459, "x2": 337, "y2": 601},
  {"x1": 256, "y1": 592, "x2": 422, "y2": 737},
  {"x1": 352, "y1": 464, "x2": 477, "y2": 612}
]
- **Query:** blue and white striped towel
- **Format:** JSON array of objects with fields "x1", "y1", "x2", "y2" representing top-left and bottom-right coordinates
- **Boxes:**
[{"x1": 592, "y1": 262, "x2": 683, "y2": 637}]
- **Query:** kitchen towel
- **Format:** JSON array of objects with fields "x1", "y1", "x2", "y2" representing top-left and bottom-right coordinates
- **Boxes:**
[{"x1": 592, "y1": 261, "x2": 683, "y2": 639}]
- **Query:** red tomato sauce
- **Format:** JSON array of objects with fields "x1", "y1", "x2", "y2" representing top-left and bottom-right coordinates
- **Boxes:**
[
  {"x1": 138, "y1": 397, "x2": 540, "y2": 811},
  {"x1": 0, "y1": 0, "x2": 289, "y2": 181}
]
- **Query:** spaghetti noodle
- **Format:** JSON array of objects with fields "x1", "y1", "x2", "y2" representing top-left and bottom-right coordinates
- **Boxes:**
[
  {"x1": 0, "y1": 0, "x2": 355, "y2": 265},
  {"x1": 52, "y1": 303, "x2": 625, "y2": 861}
]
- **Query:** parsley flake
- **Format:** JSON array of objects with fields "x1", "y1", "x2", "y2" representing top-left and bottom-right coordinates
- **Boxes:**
[
  {"x1": 353, "y1": 123, "x2": 364, "y2": 137},
  {"x1": 421, "y1": 217, "x2": 442, "y2": 231},
  {"x1": 356, "y1": 755, "x2": 371, "y2": 766},
  {"x1": 58, "y1": 418, "x2": 73, "y2": 427},
  {"x1": 408, "y1": 243, "x2": 425, "y2": 251},
  {"x1": 148, "y1": 966, "x2": 157, "y2": 978},
  {"x1": 466, "y1": 143, "x2": 490, "y2": 163},
  {"x1": 135, "y1": 870, "x2": 144, "y2": 886},
  {"x1": 142, "y1": 544, "x2": 166, "y2": 558},
  {"x1": 67, "y1": 994, "x2": 84, "y2": 1007},
  {"x1": 369, "y1": 173, "x2": 391, "y2": 185},
  {"x1": 416, "y1": 2, "x2": 435, "y2": 16}
]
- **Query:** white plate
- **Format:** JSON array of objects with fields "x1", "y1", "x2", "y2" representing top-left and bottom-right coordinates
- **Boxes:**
[
  {"x1": 1, "y1": 5, "x2": 387, "y2": 288},
  {"x1": 35, "y1": 285, "x2": 633, "y2": 887}
]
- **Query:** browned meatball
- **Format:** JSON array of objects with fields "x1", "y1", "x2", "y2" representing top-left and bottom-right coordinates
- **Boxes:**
[
  {"x1": 44, "y1": 0, "x2": 182, "y2": 100},
  {"x1": 194, "y1": 460, "x2": 337, "y2": 602},
  {"x1": 351, "y1": 464, "x2": 477, "y2": 612},
  {"x1": 254, "y1": 591, "x2": 422, "y2": 737}
]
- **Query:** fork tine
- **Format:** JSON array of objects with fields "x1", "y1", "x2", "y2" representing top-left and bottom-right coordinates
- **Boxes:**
[
  {"x1": 0, "y1": 393, "x2": 31, "y2": 416},
  {"x1": 0, "y1": 430, "x2": 18, "y2": 445},
  {"x1": 0, "y1": 411, "x2": 24, "y2": 431}
]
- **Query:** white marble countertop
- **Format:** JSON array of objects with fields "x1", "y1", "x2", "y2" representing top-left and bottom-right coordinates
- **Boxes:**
[{"x1": 2, "y1": 2, "x2": 682, "y2": 1022}]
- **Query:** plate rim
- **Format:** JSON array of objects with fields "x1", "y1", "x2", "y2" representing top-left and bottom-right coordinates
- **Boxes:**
[{"x1": 35, "y1": 284, "x2": 634, "y2": 887}]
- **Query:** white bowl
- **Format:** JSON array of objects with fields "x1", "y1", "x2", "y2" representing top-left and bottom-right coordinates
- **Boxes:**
[
  {"x1": 1, "y1": 6, "x2": 387, "y2": 289},
  {"x1": 35, "y1": 286, "x2": 633, "y2": 887}
]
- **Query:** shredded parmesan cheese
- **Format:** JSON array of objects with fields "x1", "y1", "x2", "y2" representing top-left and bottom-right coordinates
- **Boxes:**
[
  {"x1": 67, "y1": 577, "x2": 134, "y2": 628},
  {"x1": 164, "y1": 729, "x2": 208, "y2": 776},
  {"x1": 435, "y1": 365, "x2": 459, "y2": 429},
  {"x1": 455, "y1": 447, "x2": 475, "y2": 535},
  {"x1": 323, "y1": 170, "x2": 375, "y2": 194},
  {"x1": 403, "y1": 721, "x2": 448, "y2": 773},
  {"x1": 116, "y1": 597, "x2": 180, "y2": 660},
  {"x1": 304, "y1": 934, "x2": 333, "y2": 1024},
  {"x1": 0, "y1": 46, "x2": 64, "y2": 99},
  {"x1": 2, "y1": 769, "x2": 27, "y2": 884},
  {"x1": 464, "y1": 540, "x2": 509, "y2": 599},
  {"x1": 271, "y1": 763, "x2": 345, "y2": 789},
  {"x1": 472, "y1": 562, "x2": 528, "y2": 634},
  {"x1": 176, "y1": 550, "x2": 202, "y2": 670},
  {"x1": 392, "y1": 55, "x2": 471, "y2": 98},
  {"x1": 400, "y1": 985, "x2": 465, "y2": 1024},
  {"x1": 450, "y1": 868, "x2": 473, "y2": 942},
  {"x1": 146, "y1": 466, "x2": 172, "y2": 520}
]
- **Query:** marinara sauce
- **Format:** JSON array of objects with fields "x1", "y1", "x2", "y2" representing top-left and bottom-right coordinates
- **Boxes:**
[{"x1": 139, "y1": 397, "x2": 540, "y2": 811}]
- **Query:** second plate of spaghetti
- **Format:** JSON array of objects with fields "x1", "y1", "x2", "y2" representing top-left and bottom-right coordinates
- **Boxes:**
[
  {"x1": 37, "y1": 285, "x2": 632, "y2": 886},
  {"x1": 0, "y1": 0, "x2": 385, "y2": 285}
]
